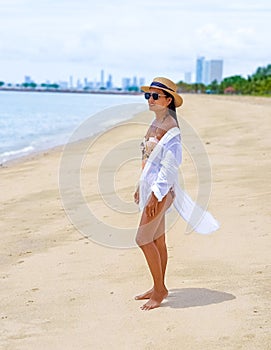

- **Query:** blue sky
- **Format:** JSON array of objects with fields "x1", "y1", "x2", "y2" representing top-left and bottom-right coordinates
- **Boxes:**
[{"x1": 0, "y1": 0, "x2": 270, "y2": 86}]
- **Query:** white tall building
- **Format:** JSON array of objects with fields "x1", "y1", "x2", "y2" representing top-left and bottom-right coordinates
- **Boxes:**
[
  {"x1": 196, "y1": 57, "x2": 223, "y2": 84},
  {"x1": 24, "y1": 76, "x2": 33, "y2": 84},
  {"x1": 69, "y1": 75, "x2": 73, "y2": 88},
  {"x1": 208, "y1": 60, "x2": 223, "y2": 84},
  {"x1": 122, "y1": 77, "x2": 131, "y2": 91},
  {"x1": 184, "y1": 72, "x2": 192, "y2": 84},
  {"x1": 100, "y1": 69, "x2": 105, "y2": 87},
  {"x1": 196, "y1": 57, "x2": 205, "y2": 83}
]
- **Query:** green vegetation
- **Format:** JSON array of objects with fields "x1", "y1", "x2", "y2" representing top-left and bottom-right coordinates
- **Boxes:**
[
  {"x1": 40, "y1": 83, "x2": 60, "y2": 89},
  {"x1": 22, "y1": 82, "x2": 37, "y2": 89},
  {"x1": 177, "y1": 64, "x2": 271, "y2": 96}
]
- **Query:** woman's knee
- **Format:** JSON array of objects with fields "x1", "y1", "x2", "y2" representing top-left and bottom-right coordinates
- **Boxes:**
[
  {"x1": 136, "y1": 210, "x2": 164, "y2": 246},
  {"x1": 135, "y1": 233, "x2": 144, "y2": 247},
  {"x1": 136, "y1": 233, "x2": 149, "y2": 247},
  {"x1": 135, "y1": 226, "x2": 154, "y2": 247}
]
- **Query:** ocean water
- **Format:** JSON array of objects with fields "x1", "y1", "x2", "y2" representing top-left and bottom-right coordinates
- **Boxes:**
[{"x1": 0, "y1": 91, "x2": 144, "y2": 164}]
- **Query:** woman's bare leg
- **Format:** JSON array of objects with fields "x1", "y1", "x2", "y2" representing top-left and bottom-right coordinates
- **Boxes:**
[
  {"x1": 139, "y1": 242, "x2": 168, "y2": 310},
  {"x1": 135, "y1": 221, "x2": 166, "y2": 300},
  {"x1": 135, "y1": 192, "x2": 173, "y2": 310},
  {"x1": 155, "y1": 233, "x2": 168, "y2": 280}
]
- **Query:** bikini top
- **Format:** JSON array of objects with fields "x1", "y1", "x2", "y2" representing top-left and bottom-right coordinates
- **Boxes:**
[{"x1": 141, "y1": 136, "x2": 159, "y2": 169}]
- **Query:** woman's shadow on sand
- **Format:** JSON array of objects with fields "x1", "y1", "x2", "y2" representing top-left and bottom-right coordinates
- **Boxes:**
[{"x1": 162, "y1": 288, "x2": 236, "y2": 309}]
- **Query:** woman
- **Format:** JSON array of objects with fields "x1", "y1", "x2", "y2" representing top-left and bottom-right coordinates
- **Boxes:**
[{"x1": 134, "y1": 77, "x2": 219, "y2": 311}]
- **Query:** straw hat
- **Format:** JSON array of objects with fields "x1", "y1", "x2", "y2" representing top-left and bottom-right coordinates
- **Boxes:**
[{"x1": 141, "y1": 77, "x2": 183, "y2": 107}]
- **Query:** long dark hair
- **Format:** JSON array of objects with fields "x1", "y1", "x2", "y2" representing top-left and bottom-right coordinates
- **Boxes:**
[{"x1": 164, "y1": 91, "x2": 179, "y2": 127}]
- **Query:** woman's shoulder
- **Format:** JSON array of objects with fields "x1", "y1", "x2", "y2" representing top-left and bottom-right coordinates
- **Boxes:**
[
  {"x1": 156, "y1": 116, "x2": 178, "y2": 138},
  {"x1": 164, "y1": 116, "x2": 178, "y2": 130}
]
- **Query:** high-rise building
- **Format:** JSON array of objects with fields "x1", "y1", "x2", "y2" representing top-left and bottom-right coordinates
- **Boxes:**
[
  {"x1": 69, "y1": 76, "x2": 73, "y2": 88},
  {"x1": 122, "y1": 77, "x2": 131, "y2": 91},
  {"x1": 58, "y1": 81, "x2": 68, "y2": 89},
  {"x1": 76, "y1": 79, "x2": 83, "y2": 89},
  {"x1": 208, "y1": 60, "x2": 223, "y2": 84},
  {"x1": 203, "y1": 60, "x2": 210, "y2": 85},
  {"x1": 100, "y1": 69, "x2": 105, "y2": 87},
  {"x1": 24, "y1": 76, "x2": 33, "y2": 84},
  {"x1": 196, "y1": 57, "x2": 223, "y2": 84},
  {"x1": 184, "y1": 72, "x2": 192, "y2": 84},
  {"x1": 106, "y1": 74, "x2": 113, "y2": 89},
  {"x1": 196, "y1": 57, "x2": 205, "y2": 83}
]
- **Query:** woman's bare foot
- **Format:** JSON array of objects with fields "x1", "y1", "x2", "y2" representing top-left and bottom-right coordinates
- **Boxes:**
[
  {"x1": 140, "y1": 288, "x2": 168, "y2": 311},
  {"x1": 134, "y1": 288, "x2": 153, "y2": 300}
]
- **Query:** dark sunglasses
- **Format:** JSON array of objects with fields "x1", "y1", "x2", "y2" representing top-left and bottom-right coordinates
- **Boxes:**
[{"x1": 144, "y1": 92, "x2": 167, "y2": 100}]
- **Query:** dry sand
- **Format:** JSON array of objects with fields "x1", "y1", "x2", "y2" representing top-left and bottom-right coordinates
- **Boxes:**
[{"x1": 0, "y1": 94, "x2": 270, "y2": 349}]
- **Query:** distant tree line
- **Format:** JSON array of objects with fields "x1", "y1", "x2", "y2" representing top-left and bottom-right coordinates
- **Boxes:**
[
  {"x1": 177, "y1": 64, "x2": 271, "y2": 96},
  {"x1": 21, "y1": 82, "x2": 60, "y2": 89},
  {"x1": 0, "y1": 81, "x2": 60, "y2": 89}
]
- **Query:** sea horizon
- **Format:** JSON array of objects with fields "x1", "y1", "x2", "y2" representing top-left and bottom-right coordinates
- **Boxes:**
[{"x1": 0, "y1": 90, "x2": 144, "y2": 165}]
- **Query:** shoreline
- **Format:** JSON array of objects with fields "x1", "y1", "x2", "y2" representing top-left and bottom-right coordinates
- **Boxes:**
[
  {"x1": 0, "y1": 91, "x2": 147, "y2": 166},
  {"x1": 1, "y1": 86, "x2": 270, "y2": 98},
  {"x1": 0, "y1": 86, "x2": 142, "y2": 96},
  {"x1": 1, "y1": 93, "x2": 270, "y2": 168},
  {"x1": 0, "y1": 115, "x2": 142, "y2": 167}
]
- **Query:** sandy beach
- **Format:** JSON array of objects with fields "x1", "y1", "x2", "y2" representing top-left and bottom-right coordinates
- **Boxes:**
[{"x1": 0, "y1": 94, "x2": 270, "y2": 349}]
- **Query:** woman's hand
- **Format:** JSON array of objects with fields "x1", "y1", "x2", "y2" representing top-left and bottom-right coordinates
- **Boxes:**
[
  {"x1": 146, "y1": 192, "x2": 158, "y2": 217},
  {"x1": 134, "y1": 187, "x2": 139, "y2": 204}
]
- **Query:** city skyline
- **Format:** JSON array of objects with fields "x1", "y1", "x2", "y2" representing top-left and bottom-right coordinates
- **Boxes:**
[
  {"x1": 1, "y1": 55, "x2": 223, "y2": 90},
  {"x1": 2, "y1": 53, "x2": 268, "y2": 91},
  {"x1": 2, "y1": 71, "x2": 146, "y2": 91},
  {"x1": 0, "y1": 54, "x2": 266, "y2": 88},
  {"x1": 0, "y1": 0, "x2": 270, "y2": 86}
]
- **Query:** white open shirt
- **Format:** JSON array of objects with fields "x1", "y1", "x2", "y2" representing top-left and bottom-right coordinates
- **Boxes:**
[{"x1": 139, "y1": 127, "x2": 220, "y2": 234}]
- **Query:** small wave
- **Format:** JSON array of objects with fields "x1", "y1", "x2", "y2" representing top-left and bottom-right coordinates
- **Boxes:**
[{"x1": 0, "y1": 145, "x2": 35, "y2": 164}]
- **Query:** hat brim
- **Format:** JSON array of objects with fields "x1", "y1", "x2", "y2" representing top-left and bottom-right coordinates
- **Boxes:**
[{"x1": 141, "y1": 85, "x2": 183, "y2": 107}]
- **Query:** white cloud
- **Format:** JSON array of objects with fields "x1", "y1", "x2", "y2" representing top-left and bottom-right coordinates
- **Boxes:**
[{"x1": 0, "y1": 0, "x2": 270, "y2": 84}]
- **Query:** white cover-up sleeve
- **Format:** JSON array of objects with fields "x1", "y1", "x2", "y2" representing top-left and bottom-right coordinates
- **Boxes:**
[{"x1": 151, "y1": 140, "x2": 182, "y2": 202}]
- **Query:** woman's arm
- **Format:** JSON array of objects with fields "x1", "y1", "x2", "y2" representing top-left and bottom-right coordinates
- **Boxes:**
[
  {"x1": 151, "y1": 139, "x2": 182, "y2": 202},
  {"x1": 134, "y1": 186, "x2": 139, "y2": 204}
]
